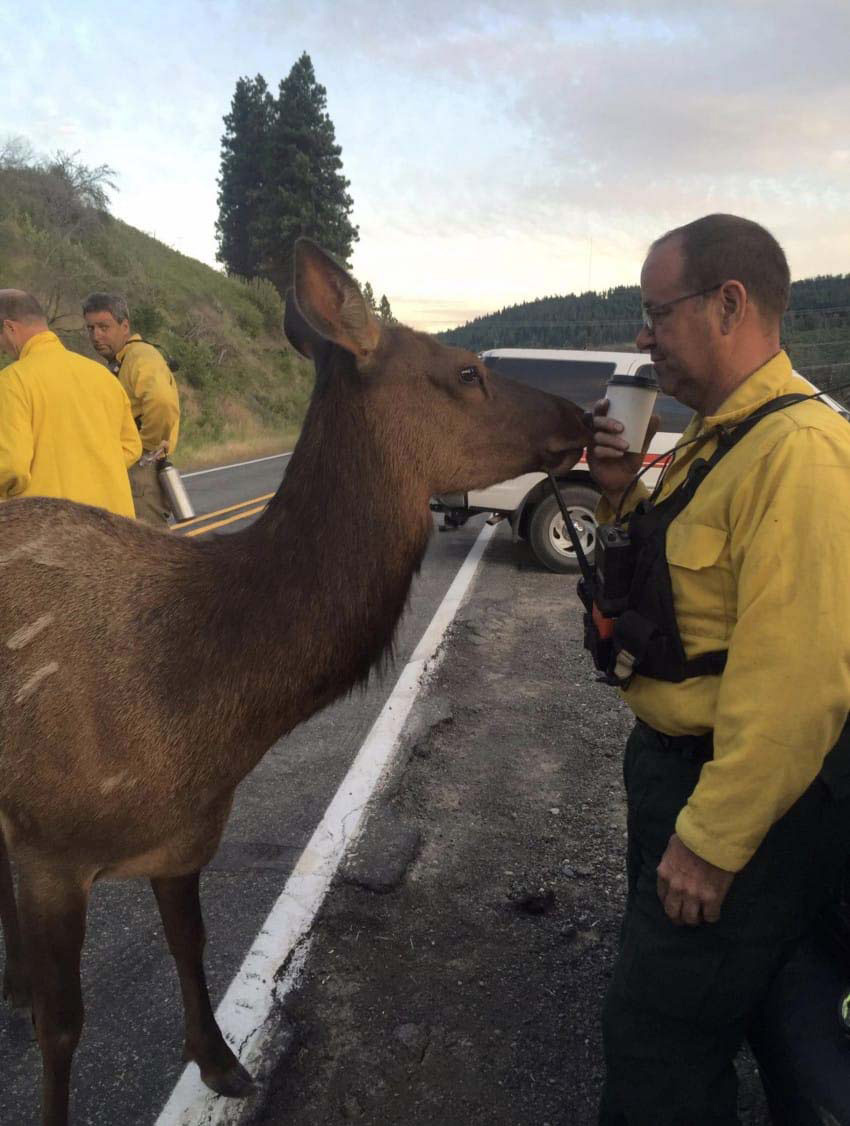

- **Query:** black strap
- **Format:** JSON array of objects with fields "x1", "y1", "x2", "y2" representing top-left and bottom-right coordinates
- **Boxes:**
[
  {"x1": 546, "y1": 472, "x2": 594, "y2": 585},
  {"x1": 111, "y1": 338, "x2": 179, "y2": 376},
  {"x1": 708, "y1": 392, "x2": 812, "y2": 459},
  {"x1": 683, "y1": 649, "x2": 729, "y2": 677},
  {"x1": 649, "y1": 393, "x2": 813, "y2": 525},
  {"x1": 620, "y1": 393, "x2": 814, "y2": 683}
]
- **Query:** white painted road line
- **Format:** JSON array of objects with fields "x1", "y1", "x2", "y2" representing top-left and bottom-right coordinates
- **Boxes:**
[
  {"x1": 182, "y1": 452, "x2": 292, "y2": 479},
  {"x1": 154, "y1": 521, "x2": 498, "y2": 1126}
]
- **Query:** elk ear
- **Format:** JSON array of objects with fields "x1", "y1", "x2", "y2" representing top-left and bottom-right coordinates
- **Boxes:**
[
  {"x1": 283, "y1": 289, "x2": 319, "y2": 358},
  {"x1": 293, "y1": 238, "x2": 381, "y2": 361}
]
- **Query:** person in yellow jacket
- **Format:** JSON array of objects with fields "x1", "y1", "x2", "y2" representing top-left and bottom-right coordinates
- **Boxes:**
[
  {"x1": 82, "y1": 292, "x2": 180, "y2": 526},
  {"x1": 587, "y1": 214, "x2": 850, "y2": 1124},
  {"x1": 0, "y1": 290, "x2": 141, "y2": 517}
]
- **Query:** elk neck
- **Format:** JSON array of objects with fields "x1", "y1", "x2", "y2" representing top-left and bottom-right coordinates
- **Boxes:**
[{"x1": 185, "y1": 357, "x2": 434, "y2": 764}]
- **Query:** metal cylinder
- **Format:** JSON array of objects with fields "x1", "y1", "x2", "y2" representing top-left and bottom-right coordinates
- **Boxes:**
[{"x1": 156, "y1": 461, "x2": 195, "y2": 523}]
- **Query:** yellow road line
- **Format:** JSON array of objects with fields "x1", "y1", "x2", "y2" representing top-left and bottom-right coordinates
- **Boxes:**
[
  {"x1": 184, "y1": 504, "x2": 268, "y2": 537},
  {"x1": 177, "y1": 492, "x2": 275, "y2": 529}
]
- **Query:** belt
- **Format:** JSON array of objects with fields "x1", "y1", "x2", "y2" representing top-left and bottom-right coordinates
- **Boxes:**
[{"x1": 636, "y1": 719, "x2": 713, "y2": 763}]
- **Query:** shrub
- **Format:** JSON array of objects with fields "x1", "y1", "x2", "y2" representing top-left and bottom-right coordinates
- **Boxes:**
[
  {"x1": 132, "y1": 302, "x2": 164, "y2": 338},
  {"x1": 236, "y1": 275, "x2": 283, "y2": 333},
  {"x1": 169, "y1": 337, "x2": 216, "y2": 390},
  {"x1": 233, "y1": 297, "x2": 263, "y2": 338}
]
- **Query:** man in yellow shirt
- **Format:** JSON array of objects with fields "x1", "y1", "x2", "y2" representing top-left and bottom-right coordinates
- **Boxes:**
[
  {"x1": 82, "y1": 292, "x2": 180, "y2": 526},
  {"x1": 587, "y1": 214, "x2": 850, "y2": 1123},
  {"x1": 0, "y1": 290, "x2": 140, "y2": 516}
]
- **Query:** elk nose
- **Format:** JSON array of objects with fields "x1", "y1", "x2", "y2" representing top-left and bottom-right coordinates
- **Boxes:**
[{"x1": 561, "y1": 400, "x2": 593, "y2": 444}]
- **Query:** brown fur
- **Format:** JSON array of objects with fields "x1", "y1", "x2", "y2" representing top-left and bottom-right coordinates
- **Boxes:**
[{"x1": 0, "y1": 239, "x2": 590, "y2": 1125}]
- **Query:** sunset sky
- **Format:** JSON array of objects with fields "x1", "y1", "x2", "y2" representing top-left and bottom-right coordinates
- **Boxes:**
[{"x1": 6, "y1": 1, "x2": 850, "y2": 331}]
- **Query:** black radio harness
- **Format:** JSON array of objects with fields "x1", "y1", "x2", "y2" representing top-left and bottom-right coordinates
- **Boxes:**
[{"x1": 548, "y1": 389, "x2": 843, "y2": 687}]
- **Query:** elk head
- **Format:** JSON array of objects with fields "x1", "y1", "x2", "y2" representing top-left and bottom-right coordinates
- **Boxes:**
[{"x1": 285, "y1": 239, "x2": 591, "y2": 496}]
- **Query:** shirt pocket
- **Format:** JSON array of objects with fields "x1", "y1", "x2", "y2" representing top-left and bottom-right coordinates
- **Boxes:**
[{"x1": 666, "y1": 521, "x2": 734, "y2": 641}]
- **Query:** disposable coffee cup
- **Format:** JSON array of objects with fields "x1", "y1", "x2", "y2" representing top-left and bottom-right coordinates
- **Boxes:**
[{"x1": 605, "y1": 371, "x2": 659, "y2": 452}]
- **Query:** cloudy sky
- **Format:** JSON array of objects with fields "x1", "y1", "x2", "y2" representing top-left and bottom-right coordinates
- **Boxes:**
[{"x1": 5, "y1": 1, "x2": 850, "y2": 331}]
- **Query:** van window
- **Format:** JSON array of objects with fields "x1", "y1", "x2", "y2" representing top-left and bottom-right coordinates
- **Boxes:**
[
  {"x1": 482, "y1": 355, "x2": 616, "y2": 404},
  {"x1": 483, "y1": 354, "x2": 692, "y2": 433},
  {"x1": 655, "y1": 396, "x2": 693, "y2": 431}
]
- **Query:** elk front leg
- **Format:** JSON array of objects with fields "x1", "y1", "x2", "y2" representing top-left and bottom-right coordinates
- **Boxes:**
[
  {"x1": 0, "y1": 829, "x2": 30, "y2": 1008},
  {"x1": 151, "y1": 872, "x2": 253, "y2": 1097},
  {"x1": 16, "y1": 860, "x2": 88, "y2": 1126}
]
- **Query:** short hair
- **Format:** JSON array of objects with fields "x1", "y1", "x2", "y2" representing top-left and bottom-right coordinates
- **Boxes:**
[
  {"x1": 82, "y1": 292, "x2": 130, "y2": 324},
  {"x1": 653, "y1": 214, "x2": 791, "y2": 323},
  {"x1": 0, "y1": 290, "x2": 46, "y2": 323}
]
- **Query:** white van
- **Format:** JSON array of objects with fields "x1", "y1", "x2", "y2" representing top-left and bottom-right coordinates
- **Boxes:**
[
  {"x1": 432, "y1": 348, "x2": 848, "y2": 573},
  {"x1": 432, "y1": 349, "x2": 689, "y2": 572}
]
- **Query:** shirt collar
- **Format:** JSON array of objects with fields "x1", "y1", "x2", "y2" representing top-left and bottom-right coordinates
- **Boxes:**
[
  {"x1": 116, "y1": 333, "x2": 142, "y2": 362},
  {"x1": 19, "y1": 330, "x2": 60, "y2": 360},
  {"x1": 700, "y1": 351, "x2": 794, "y2": 431}
]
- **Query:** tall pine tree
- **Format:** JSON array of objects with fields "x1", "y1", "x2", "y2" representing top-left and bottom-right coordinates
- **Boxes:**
[
  {"x1": 216, "y1": 55, "x2": 359, "y2": 294},
  {"x1": 362, "y1": 281, "x2": 377, "y2": 313},
  {"x1": 378, "y1": 294, "x2": 396, "y2": 323},
  {"x1": 215, "y1": 75, "x2": 273, "y2": 277},
  {"x1": 258, "y1": 53, "x2": 358, "y2": 293}
]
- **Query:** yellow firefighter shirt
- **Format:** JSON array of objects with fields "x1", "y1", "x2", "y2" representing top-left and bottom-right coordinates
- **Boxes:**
[
  {"x1": 597, "y1": 351, "x2": 850, "y2": 871},
  {"x1": 0, "y1": 331, "x2": 141, "y2": 516},
  {"x1": 115, "y1": 335, "x2": 180, "y2": 454}
]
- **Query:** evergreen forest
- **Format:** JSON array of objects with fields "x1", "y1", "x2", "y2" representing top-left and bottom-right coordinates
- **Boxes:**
[{"x1": 437, "y1": 278, "x2": 850, "y2": 404}]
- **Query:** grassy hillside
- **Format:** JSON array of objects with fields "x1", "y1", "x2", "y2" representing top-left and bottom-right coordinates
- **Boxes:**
[{"x1": 0, "y1": 159, "x2": 314, "y2": 466}]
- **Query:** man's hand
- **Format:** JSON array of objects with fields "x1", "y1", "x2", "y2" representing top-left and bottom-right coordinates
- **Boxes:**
[
  {"x1": 656, "y1": 833, "x2": 735, "y2": 926},
  {"x1": 586, "y1": 399, "x2": 659, "y2": 507}
]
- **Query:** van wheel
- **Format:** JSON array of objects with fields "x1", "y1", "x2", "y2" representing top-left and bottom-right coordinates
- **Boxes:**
[{"x1": 528, "y1": 484, "x2": 600, "y2": 573}]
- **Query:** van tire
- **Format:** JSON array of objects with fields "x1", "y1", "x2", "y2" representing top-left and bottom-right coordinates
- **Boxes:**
[{"x1": 527, "y1": 484, "x2": 600, "y2": 573}]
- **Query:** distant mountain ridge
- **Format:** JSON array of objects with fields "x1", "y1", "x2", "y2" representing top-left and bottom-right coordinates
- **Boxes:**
[{"x1": 437, "y1": 275, "x2": 850, "y2": 404}]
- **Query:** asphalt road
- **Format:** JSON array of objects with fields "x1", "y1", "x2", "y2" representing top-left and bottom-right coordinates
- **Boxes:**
[{"x1": 0, "y1": 454, "x2": 493, "y2": 1126}]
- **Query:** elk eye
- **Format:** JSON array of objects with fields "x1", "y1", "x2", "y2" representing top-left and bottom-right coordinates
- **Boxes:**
[{"x1": 459, "y1": 366, "x2": 480, "y2": 385}]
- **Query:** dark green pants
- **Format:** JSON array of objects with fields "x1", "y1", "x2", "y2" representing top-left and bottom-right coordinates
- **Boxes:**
[
  {"x1": 599, "y1": 720, "x2": 850, "y2": 1126},
  {"x1": 129, "y1": 459, "x2": 171, "y2": 527}
]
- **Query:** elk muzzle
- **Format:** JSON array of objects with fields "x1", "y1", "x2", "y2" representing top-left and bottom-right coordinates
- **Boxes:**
[{"x1": 539, "y1": 399, "x2": 593, "y2": 471}]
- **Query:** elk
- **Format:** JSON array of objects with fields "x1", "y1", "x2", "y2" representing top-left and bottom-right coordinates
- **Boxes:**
[{"x1": 0, "y1": 239, "x2": 590, "y2": 1125}]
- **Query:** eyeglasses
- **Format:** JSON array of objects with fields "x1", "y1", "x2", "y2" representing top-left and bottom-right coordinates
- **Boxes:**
[{"x1": 641, "y1": 283, "x2": 723, "y2": 331}]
